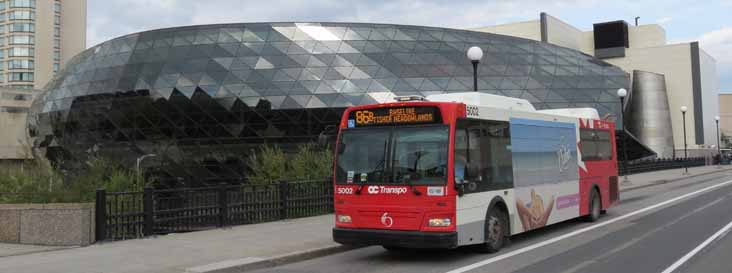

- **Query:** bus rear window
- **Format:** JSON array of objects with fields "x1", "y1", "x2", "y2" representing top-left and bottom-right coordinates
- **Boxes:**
[{"x1": 580, "y1": 129, "x2": 613, "y2": 161}]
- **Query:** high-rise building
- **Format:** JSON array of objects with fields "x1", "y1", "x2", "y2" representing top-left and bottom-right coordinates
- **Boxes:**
[{"x1": 0, "y1": 0, "x2": 86, "y2": 90}]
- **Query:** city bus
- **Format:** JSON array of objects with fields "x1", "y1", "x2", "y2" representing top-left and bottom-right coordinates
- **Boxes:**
[{"x1": 332, "y1": 92, "x2": 619, "y2": 252}]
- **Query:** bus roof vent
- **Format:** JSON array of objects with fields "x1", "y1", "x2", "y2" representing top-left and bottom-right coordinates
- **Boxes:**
[
  {"x1": 537, "y1": 108, "x2": 600, "y2": 120},
  {"x1": 426, "y1": 92, "x2": 536, "y2": 112},
  {"x1": 394, "y1": 95, "x2": 427, "y2": 102}
]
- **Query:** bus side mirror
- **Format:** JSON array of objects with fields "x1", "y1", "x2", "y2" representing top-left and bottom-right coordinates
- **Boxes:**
[{"x1": 454, "y1": 180, "x2": 465, "y2": 197}]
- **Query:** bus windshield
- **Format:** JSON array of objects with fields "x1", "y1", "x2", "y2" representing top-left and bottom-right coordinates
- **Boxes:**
[{"x1": 336, "y1": 125, "x2": 449, "y2": 185}]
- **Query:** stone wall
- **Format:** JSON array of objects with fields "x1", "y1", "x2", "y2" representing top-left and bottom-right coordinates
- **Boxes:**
[{"x1": 0, "y1": 203, "x2": 95, "y2": 246}]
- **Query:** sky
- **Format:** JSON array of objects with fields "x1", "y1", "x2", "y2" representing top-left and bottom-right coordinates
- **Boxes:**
[{"x1": 87, "y1": 0, "x2": 732, "y2": 92}]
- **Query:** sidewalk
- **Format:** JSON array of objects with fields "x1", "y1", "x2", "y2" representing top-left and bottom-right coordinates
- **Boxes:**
[
  {"x1": 0, "y1": 214, "x2": 341, "y2": 273},
  {"x1": 620, "y1": 165, "x2": 732, "y2": 192},
  {"x1": 1, "y1": 165, "x2": 730, "y2": 273}
]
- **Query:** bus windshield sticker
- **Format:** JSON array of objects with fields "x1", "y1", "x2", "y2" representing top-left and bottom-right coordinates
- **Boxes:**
[
  {"x1": 346, "y1": 171, "x2": 354, "y2": 183},
  {"x1": 348, "y1": 106, "x2": 442, "y2": 127},
  {"x1": 360, "y1": 173, "x2": 368, "y2": 183}
]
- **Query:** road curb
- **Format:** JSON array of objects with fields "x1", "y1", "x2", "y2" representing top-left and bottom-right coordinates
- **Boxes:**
[
  {"x1": 620, "y1": 167, "x2": 732, "y2": 193},
  {"x1": 185, "y1": 244, "x2": 359, "y2": 273}
]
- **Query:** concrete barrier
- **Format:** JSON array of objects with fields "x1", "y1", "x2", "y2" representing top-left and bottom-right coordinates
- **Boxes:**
[{"x1": 0, "y1": 203, "x2": 95, "y2": 246}]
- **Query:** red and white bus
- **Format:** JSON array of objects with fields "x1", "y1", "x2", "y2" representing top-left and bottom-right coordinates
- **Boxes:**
[{"x1": 332, "y1": 92, "x2": 619, "y2": 252}]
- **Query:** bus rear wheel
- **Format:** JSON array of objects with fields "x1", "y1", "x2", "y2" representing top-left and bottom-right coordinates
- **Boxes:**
[
  {"x1": 584, "y1": 189, "x2": 601, "y2": 222},
  {"x1": 477, "y1": 208, "x2": 508, "y2": 253}
]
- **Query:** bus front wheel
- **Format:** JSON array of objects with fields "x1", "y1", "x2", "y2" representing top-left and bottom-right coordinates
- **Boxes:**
[{"x1": 477, "y1": 208, "x2": 508, "y2": 253}]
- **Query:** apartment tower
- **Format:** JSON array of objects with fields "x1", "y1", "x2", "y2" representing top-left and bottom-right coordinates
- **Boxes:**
[{"x1": 0, "y1": 0, "x2": 86, "y2": 90}]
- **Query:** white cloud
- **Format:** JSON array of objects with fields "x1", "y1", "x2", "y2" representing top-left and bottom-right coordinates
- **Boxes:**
[
  {"x1": 696, "y1": 27, "x2": 732, "y2": 92},
  {"x1": 84, "y1": 0, "x2": 731, "y2": 90},
  {"x1": 87, "y1": 0, "x2": 602, "y2": 46},
  {"x1": 656, "y1": 17, "x2": 672, "y2": 25}
]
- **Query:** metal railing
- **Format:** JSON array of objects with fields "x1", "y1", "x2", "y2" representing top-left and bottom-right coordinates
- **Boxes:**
[
  {"x1": 618, "y1": 157, "x2": 706, "y2": 176},
  {"x1": 96, "y1": 180, "x2": 333, "y2": 241}
]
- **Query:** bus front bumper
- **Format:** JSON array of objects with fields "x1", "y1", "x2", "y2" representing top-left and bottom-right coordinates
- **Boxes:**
[{"x1": 333, "y1": 228, "x2": 458, "y2": 249}]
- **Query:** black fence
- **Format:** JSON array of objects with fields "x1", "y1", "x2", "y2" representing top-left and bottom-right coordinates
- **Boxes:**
[
  {"x1": 618, "y1": 157, "x2": 706, "y2": 176},
  {"x1": 95, "y1": 180, "x2": 333, "y2": 241}
]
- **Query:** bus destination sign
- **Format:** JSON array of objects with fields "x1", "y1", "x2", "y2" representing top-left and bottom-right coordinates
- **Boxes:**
[{"x1": 348, "y1": 106, "x2": 442, "y2": 127}]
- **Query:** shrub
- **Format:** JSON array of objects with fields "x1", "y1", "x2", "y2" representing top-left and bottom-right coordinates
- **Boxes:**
[
  {"x1": 0, "y1": 156, "x2": 148, "y2": 204},
  {"x1": 246, "y1": 143, "x2": 334, "y2": 184},
  {"x1": 246, "y1": 145, "x2": 288, "y2": 184},
  {"x1": 290, "y1": 144, "x2": 333, "y2": 181}
]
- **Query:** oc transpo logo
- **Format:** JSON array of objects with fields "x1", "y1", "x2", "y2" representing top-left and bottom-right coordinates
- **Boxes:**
[
  {"x1": 366, "y1": 186, "x2": 408, "y2": 195},
  {"x1": 380, "y1": 212, "x2": 393, "y2": 227}
]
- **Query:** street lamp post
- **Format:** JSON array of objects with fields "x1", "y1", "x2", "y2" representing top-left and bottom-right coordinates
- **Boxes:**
[
  {"x1": 617, "y1": 88, "x2": 630, "y2": 183},
  {"x1": 136, "y1": 154, "x2": 157, "y2": 185},
  {"x1": 466, "y1": 46, "x2": 483, "y2": 91},
  {"x1": 716, "y1": 116, "x2": 721, "y2": 168},
  {"x1": 681, "y1": 106, "x2": 689, "y2": 175}
]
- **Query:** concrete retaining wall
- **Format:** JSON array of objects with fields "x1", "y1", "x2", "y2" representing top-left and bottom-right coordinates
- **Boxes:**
[{"x1": 0, "y1": 203, "x2": 95, "y2": 246}]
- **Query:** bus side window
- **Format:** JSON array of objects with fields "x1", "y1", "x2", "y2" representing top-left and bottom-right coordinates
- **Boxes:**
[
  {"x1": 480, "y1": 121, "x2": 514, "y2": 191},
  {"x1": 456, "y1": 119, "x2": 514, "y2": 193},
  {"x1": 581, "y1": 129, "x2": 612, "y2": 161},
  {"x1": 455, "y1": 120, "x2": 482, "y2": 185},
  {"x1": 454, "y1": 128, "x2": 469, "y2": 183}
]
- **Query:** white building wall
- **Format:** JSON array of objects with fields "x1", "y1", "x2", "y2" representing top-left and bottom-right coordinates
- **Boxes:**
[
  {"x1": 602, "y1": 44, "x2": 695, "y2": 153},
  {"x1": 699, "y1": 49, "x2": 719, "y2": 149},
  {"x1": 472, "y1": 14, "x2": 719, "y2": 156},
  {"x1": 472, "y1": 20, "x2": 541, "y2": 42},
  {"x1": 545, "y1": 15, "x2": 584, "y2": 52},
  {"x1": 628, "y1": 25, "x2": 666, "y2": 49}
]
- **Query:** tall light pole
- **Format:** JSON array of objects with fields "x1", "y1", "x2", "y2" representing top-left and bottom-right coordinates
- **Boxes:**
[
  {"x1": 716, "y1": 116, "x2": 721, "y2": 168},
  {"x1": 136, "y1": 154, "x2": 157, "y2": 185},
  {"x1": 617, "y1": 88, "x2": 629, "y2": 183},
  {"x1": 681, "y1": 106, "x2": 689, "y2": 175},
  {"x1": 466, "y1": 46, "x2": 483, "y2": 91}
]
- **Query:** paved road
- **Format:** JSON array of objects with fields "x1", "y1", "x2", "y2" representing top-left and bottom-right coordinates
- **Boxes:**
[{"x1": 251, "y1": 170, "x2": 732, "y2": 273}]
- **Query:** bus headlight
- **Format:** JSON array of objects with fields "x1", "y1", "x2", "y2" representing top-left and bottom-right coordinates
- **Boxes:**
[
  {"x1": 337, "y1": 214, "x2": 352, "y2": 223},
  {"x1": 428, "y1": 218, "x2": 451, "y2": 227}
]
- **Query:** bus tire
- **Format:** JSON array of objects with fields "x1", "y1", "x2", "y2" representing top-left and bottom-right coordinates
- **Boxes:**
[
  {"x1": 477, "y1": 208, "x2": 508, "y2": 253},
  {"x1": 584, "y1": 189, "x2": 601, "y2": 222}
]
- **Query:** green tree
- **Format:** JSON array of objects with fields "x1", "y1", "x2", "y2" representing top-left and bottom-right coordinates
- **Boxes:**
[
  {"x1": 246, "y1": 145, "x2": 288, "y2": 184},
  {"x1": 290, "y1": 144, "x2": 333, "y2": 181},
  {"x1": 246, "y1": 143, "x2": 334, "y2": 184}
]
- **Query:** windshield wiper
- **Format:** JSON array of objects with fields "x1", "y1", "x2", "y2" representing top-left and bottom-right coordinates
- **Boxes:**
[{"x1": 356, "y1": 141, "x2": 388, "y2": 195}]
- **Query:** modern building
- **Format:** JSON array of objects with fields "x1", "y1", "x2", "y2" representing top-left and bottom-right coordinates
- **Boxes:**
[
  {"x1": 474, "y1": 13, "x2": 719, "y2": 158},
  {"x1": 0, "y1": 0, "x2": 87, "y2": 90},
  {"x1": 720, "y1": 93, "x2": 732, "y2": 148},
  {"x1": 28, "y1": 22, "x2": 629, "y2": 185},
  {"x1": 0, "y1": 86, "x2": 34, "y2": 160}
]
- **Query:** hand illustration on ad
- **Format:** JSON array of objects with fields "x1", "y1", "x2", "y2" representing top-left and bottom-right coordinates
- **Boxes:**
[{"x1": 516, "y1": 189, "x2": 555, "y2": 231}]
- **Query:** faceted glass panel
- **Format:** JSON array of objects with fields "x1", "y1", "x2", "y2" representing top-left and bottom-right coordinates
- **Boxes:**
[{"x1": 30, "y1": 23, "x2": 628, "y2": 186}]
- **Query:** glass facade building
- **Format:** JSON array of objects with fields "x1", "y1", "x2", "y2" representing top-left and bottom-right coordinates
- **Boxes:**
[{"x1": 29, "y1": 22, "x2": 628, "y2": 185}]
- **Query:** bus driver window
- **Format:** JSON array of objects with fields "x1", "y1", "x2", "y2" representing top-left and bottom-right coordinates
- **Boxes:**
[{"x1": 454, "y1": 122, "x2": 483, "y2": 187}]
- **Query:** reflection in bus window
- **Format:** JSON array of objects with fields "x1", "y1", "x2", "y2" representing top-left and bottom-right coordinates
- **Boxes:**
[
  {"x1": 335, "y1": 126, "x2": 448, "y2": 185},
  {"x1": 455, "y1": 119, "x2": 514, "y2": 192},
  {"x1": 335, "y1": 129, "x2": 389, "y2": 184},
  {"x1": 392, "y1": 126, "x2": 449, "y2": 184}
]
